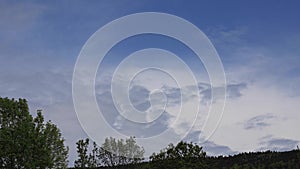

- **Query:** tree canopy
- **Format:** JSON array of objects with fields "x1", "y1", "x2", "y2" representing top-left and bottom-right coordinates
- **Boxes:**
[
  {"x1": 150, "y1": 141, "x2": 206, "y2": 161},
  {"x1": 74, "y1": 136, "x2": 144, "y2": 168},
  {"x1": 0, "y1": 97, "x2": 69, "y2": 169}
]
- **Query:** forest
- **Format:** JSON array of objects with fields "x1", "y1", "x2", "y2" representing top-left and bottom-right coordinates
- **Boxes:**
[
  {"x1": 93, "y1": 150, "x2": 300, "y2": 169},
  {"x1": 1, "y1": 97, "x2": 299, "y2": 169},
  {"x1": 71, "y1": 138, "x2": 300, "y2": 169}
]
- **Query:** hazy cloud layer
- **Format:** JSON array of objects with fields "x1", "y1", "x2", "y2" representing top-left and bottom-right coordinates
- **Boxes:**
[
  {"x1": 258, "y1": 136, "x2": 299, "y2": 151},
  {"x1": 94, "y1": 79, "x2": 244, "y2": 147}
]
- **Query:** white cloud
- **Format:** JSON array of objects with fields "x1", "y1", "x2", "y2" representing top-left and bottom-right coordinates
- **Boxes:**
[
  {"x1": 257, "y1": 135, "x2": 299, "y2": 151},
  {"x1": 209, "y1": 83, "x2": 300, "y2": 152}
]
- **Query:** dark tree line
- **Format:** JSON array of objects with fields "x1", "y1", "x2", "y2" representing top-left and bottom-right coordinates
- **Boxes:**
[
  {"x1": 70, "y1": 141, "x2": 300, "y2": 169},
  {"x1": 73, "y1": 148, "x2": 300, "y2": 169}
]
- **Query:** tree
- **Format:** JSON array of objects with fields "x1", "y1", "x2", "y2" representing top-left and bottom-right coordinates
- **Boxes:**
[
  {"x1": 0, "y1": 97, "x2": 68, "y2": 169},
  {"x1": 74, "y1": 136, "x2": 145, "y2": 167},
  {"x1": 99, "y1": 136, "x2": 145, "y2": 167},
  {"x1": 148, "y1": 141, "x2": 207, "y2": 169},
  {"x1": 74, "y1": 138, "x2": 90, "y2": 168},
  {"x1": 88, "y1": 141, "x2": 101, "y2": 168},
  {"x1": 40, "y1": 115, "x2": 69, "y2": 168},
  {"x1": 0, "y1": 98, "x2": 33, "y2": 168},
  {"x1": 150, "y1": 141, "x2": 206, "y2": 161}
]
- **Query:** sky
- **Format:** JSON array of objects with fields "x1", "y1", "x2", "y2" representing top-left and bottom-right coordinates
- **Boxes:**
[{"x1": 1, "y1": 0, "x2": 300, "y2": 166}]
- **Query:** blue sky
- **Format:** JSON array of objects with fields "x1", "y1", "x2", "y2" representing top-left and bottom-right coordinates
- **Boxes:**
[{"x1": 1, "y1": 0, "x2": 300, "y2": 165}]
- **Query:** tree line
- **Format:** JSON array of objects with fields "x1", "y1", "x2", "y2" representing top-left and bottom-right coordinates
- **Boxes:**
[
  {"x1": 71, "y1": 140, "x2": 300, "y2": 169},
  {"x1": 1, "y1": 97, "x2": 300, "y2": 169}
]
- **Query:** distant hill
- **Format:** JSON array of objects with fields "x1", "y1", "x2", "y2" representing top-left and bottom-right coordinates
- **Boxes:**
[{"x1": 69, "y1": 149, "x2": 300, "y2": 169}]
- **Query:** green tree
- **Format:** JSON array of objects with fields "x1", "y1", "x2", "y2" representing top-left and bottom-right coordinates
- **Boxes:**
[
  {"x1": 74, "y1": 136, "x2": 144, "y2": 167},
  {"x1": 99, "y1": 136, "x2": 145, "y2": 167},
  {"x1": 0, "y1": 97, "x2": 68, "y2": 169},
  {"x1": 31, "y1": 110, "x2": 69, "y2": 168},
  {"x1": 88, "y1": 141, "x2": 101, "y2": 168},
  {"x1": 74, "y1": 138, "x2": 90, "y2": 168},
  {"x1": 0, "y1": 97, "x2": 34, "y2": 168},
  {"x1": 150, "y1": 141, "x2": 206, "y2": 161}
]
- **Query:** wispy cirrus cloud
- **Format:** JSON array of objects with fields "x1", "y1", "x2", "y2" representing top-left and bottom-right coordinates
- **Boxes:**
[
  {"x1": 199, "y1": 82, "x2": 247, "y2": 104},
  {"x1": 244, "y1": 114, "x2": 275, "y2": 130}
]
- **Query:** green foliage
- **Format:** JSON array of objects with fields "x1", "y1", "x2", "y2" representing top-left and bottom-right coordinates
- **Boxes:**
[
  {"x1": 148, "y1": 141, "x2": 207, "y2": 169},
  {"x1": 74, "y1": 138, "x2": 102, "y2": 168},
  {"x1": 74, "y1": 138, "x2": 95, "y2": 168},
  {"x1": 100, "y1": 136, "x2": 144, "y2": 166},
  {"x1": 88, "y1": 141, "x2": 101, "y2": 168},
  {"x1": 70, "y1": 144, "x2": 300, "y2": 169},
  {"x1": 74, "y1": 136, "x2": 144, "y2": 168},
  {"x1": 150, "y1": 141, "x2": 206, "y2": 161},
  {"x1": 0, "y1": 97, "x2": 68, "y2": 169}
]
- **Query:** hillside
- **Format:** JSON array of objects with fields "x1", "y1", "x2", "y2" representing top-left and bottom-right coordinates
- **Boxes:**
[{"x1": 70, "y1": 149, "x2": 300, "y2": 169}]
